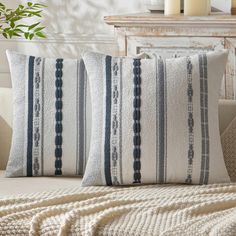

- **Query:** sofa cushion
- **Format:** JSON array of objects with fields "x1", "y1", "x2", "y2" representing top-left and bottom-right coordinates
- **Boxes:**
[
  {"x1": 5, "y1": 51, "x2": 91, "y2": 177},
  {"x1": 82, "y1": 50, "x2": 230, "y2": 186}
]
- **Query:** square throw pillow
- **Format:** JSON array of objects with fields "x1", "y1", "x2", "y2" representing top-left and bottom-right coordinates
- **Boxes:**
[
  {"x1": 82, "y1": 50, "x2": 230, "y2": 186},
  {"x1": 6, "y1": 50, "x2": 91, "y2": 177}
]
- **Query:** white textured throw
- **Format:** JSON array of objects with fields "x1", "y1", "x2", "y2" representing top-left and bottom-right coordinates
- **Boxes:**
[{"x1": 1, "y1": 184, "x2": 236, "y2": 235}]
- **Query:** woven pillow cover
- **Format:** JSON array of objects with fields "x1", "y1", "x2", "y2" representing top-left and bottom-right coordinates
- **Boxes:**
[
  {"x1": 6, "y1": 51, "x2": 90, "y2": 177},
  {"x1": 82, "y1": 50, "x2": 230, "y2": 186}
]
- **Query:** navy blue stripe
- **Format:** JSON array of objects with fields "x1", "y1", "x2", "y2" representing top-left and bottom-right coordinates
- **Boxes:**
[
  {"x1": 133, "y1": 59, "x2": 142, "y2": 184},
  {"x1": 27, "y1": 56, "x2": 35, "y2": 177},
  {"x1": 199, "y1": 54, "x2": 209, "y2": 185},
  {"x1": 104, "y1": 56, "x2": 112, "y2": 186},
  {"x1": 55, "y1": 58, "x2": 63, "y2": 176}
]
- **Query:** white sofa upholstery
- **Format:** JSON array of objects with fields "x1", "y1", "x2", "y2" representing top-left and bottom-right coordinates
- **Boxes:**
[{"x1": 0, "y1": 88, "x2": 12, "y2": 170}]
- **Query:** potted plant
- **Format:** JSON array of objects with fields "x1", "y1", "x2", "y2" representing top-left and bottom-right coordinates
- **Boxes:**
[{"x1": 0, "y1": 2, "x2": 46, "y2": 40}]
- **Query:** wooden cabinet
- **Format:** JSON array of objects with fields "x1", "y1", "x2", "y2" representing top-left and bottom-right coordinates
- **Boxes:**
[{"x1": 105, "y1": 13, "x2": 236, "y2": 99}]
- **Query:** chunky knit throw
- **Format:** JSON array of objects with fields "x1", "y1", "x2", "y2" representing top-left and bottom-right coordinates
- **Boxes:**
[{"x1": 1, "y1": 184, "x2": 236, "y2": 236}]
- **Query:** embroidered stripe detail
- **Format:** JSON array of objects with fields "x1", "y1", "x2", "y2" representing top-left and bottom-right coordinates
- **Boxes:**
[
  {"x1": 104, "y1": 56, "x2": 112, "y2": 186},
  {"x1": 186, "y1": 57, "x2": 194, "y2": 184},
  {"x1": 133, "y1": 59, "x2": 142, "y2": 184},
  {"x1": 119, "y1": 59, "x2": 123, "y2": 185},
  {"x1": 111, "y1": 58, "x2": 121, "y2": 185},
  {"x1": 27, "y1": 56, "x2": 35, "y2": 177},
  {"x1": 199, "y1": 54, "x2": 210, "y2": 185},
  {"x1": 41, "y1": 58, "x2": 45, "y2": 176},
  {"x1": 55, "y1": 59, "x2": 63, "y2": 176},
  {"x1": 158, "y1": 58, "x2": 167, "y2": 184},
  {"x1": 32, "y1": 57, "x2": 42, "y2": 176}
]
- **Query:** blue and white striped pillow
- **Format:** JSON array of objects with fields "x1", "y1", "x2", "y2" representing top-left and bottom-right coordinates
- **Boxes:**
[
  {"x1": 6, "y1": 51, "x2": 90, "y2": 177},
  {"x1": 82, "y1": 50, "x2": 230, "y2": 186}
]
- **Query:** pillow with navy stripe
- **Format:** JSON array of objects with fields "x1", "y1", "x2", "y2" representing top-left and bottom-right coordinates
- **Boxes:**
[
  {"x1": 5, "y1": 50, "x2": 90, "y2": 177},
  {"x1": 82, "y1": 50, "x2": 230, "y2": 186}
]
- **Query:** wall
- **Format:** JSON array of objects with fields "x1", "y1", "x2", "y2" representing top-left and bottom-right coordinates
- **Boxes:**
[
  {"x1": 212, "y1": 0, "x2": 231, "y2": 13},
  {"x1": 0, "y1": 0, "x2": 146, "y2": 88},
  {"x1": 0, "y1": 0, "x2": 227, "y2": 88}
]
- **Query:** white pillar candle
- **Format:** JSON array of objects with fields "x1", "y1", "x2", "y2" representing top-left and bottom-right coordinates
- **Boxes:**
[
  {"x1": 184, "y1": 0, "x2": 208, "y2": 16},
  {"x1": 165, "y1": 0, "x2": 181, "y2": 15}
]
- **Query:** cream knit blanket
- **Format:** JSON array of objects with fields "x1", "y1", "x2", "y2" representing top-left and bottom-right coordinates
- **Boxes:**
[{"x1": 1, "y1": 183, "x2": 236, "y2": 236}]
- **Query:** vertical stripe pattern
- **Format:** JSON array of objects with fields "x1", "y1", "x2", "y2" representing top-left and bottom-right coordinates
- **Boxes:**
[
  {"x1": 27, "y1": 56, "x2": 35, "y2": 177},
  {"x1": 186, "y1": 57, "x2": 194, "y2": 184},
  {"x1": 76, "y1": 59, "x2": 86, "y2": 175},
  {"x1": 6, "y1": 51, "x2": 90, "y2": 178},
  {"x1": 41, "y1": 58, "x2": 45, "y2": 176},
  {"x1": 119, "y1": 59, "x2": 123, "y2": 185},
  {"x1": 133, "y1": 59, "x2": 142, "y2": 184},
  {"x1": 157, "y1": 59, "x2": 167, "y2": 184},
  {"x1": 111, "y1": 58, "x2": 121, "y2": 185},
  {"x1": 32, "y1": 57, "x2": 42, "y2": 176},
  {"x1": 55, "y1": 59, "x2": 63, "y2": 176},
  {"x1": 199, "y1": 54, "x2": 210, "y2": 185},
  {"x1": 80, "y1": 51, "x2": 230, "y2": 187},
  {"x1": 104, "y1": 56, "x2": 112, "y2": 186}
]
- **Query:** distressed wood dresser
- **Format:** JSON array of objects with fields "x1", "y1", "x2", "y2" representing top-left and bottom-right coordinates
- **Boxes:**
[{"x1": 104, "y1": 13, "x2": 236, "y2": 99}]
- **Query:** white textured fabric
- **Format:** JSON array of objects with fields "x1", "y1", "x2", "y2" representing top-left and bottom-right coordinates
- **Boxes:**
[
  {"x1": 0, "y1": 183, "x2": 236, "y2": 235},
  {"x1": 82, "y1": 50, "x2": 230, "y2": 186},
  {"x1": 0, "y1": 170, "x2": 82, "y2": 197},
  {"x1": 6, "y1": 51, "x2": 91, "y2": 177}
]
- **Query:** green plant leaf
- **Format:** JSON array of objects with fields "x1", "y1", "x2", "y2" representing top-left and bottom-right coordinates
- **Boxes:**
[
  {"x1": 34, "y1": 4, "x2": 47, "y2": 8},
  {"x1": 13, "y1": 32, "x2": 21, "y2": 37},
  {"x1": 8, "y1": 30, "x2": 13, "y2": 38},
  {"x1": 2, "y1": 32, "x2": 8, "y2": 39},
  {"x1": 27, "y1": 2, "x2": 33, "y2": 7},
  {"x1": 1, "y1": 2, "x2": 46, "y2": 40},
  {"x1": 29, "y1": 33, "x2": 34, "y2": 40},
  {"x1": 10, "y1": 21, "x2": 15, "y2": 28},
  {"x1": 35, "y1": 32, "x2": 46, "y2": 38},
  {"x1": 14, "y1": 28, "x2": 24, "y2": 33},
  {"x1": 16, "y1": 24, "x2": 29, "y2": 28},
  {"x1": 28, "y1": 22, "x2": 40, "y2": 30},
  {"x1": 24, "y1": 32, "x2": 29, "y2": 39},
  {"x1": 34, "y1": 26, "x2": 45, "y2": 32}
]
